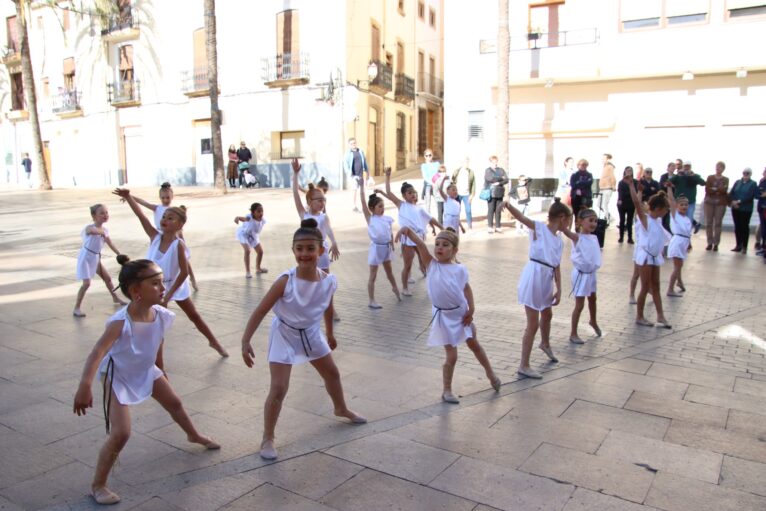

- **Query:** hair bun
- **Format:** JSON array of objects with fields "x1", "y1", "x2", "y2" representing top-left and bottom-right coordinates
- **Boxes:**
[
  {"x1": 301, "y1": 218, "x2": 318, "y2": 229},
  {"x1": 553, "y1": 197, "x2": 561, "y2": 203},
  {"x1": 179, "y1": 205, "x2": 187, "y2": 211},
  {"x1": 445, "y1": 227, "x2": 456, "y2": 233},
  {"x1": 116, "y1": 254, "x2": 130, "y2": 266},
  {"x1": 160, "y1": 182, "x2": 171, "y2": 189}
]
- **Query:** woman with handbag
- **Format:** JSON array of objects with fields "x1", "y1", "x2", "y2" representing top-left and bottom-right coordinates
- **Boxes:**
[
  {"x1": 227, "y1": 144, "x2": 238, "y2": 188},
  {"x1": 728, "y1": 168, "x2": 758, "y2": 254},
  {"x1": 484, "y1": 156, "x2": 509, "y2": 233}
]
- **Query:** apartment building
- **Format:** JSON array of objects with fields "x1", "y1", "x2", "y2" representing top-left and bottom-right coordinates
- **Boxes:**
[
  {"x1": 0, "y1": 0, "x2": 444, "y2": 188},
  {"x1": 445, "y1": 0, "x2": 766, "y2": 182}
]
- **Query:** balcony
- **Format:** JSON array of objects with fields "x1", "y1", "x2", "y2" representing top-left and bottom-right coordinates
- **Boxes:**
[
  {"x1": 416, "y1": 72, "x2": 443, "y2": 99},
  {"x1": 52, "y1": 89, "x2": 83, "y2": 117},
  {"x1": 181, "y1": 69, "x2": 210, "y2": 98},
  {"x1": 100, "y1": 12, "x2": 140, "y2": 43},
  {"x1": 6, "y1": 108, "x2": 28, "y2": 122},
  {"x1": 394, "y1": 73, "x2": 415, "y2": 104},
  {"x1": 368, "y1": 60, "x2": 393, "y2": 95},
  {"x1": 262, "y1": 52, "x2": 310, "y2": 88},
  {"x1": 1, "y1": 44, "x2": 20, "y2": 66},
  {"x1": 107, "y1": 79, "x2": 140, "y2": 107}
]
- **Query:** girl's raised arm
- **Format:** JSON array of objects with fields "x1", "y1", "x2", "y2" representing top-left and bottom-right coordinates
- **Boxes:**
[
  {"x1": 384, "y1": 168, "x2": 403, "y2": 208},
  {"x1": 666, "y1": 184, "x2": 677, "y2": 212},
  {"x1": 502, "y1": 200, "x2": 536, "y2": 230},
  {"x1": 132, "y1": 195, "x2": 157, "y2": 212},
  {"x1": 560, "y1": 223, "x2": 579, "y2": 244},
  {"x1": 113, "y1": 188, "x2": 158, "y2": 240},
  {"x1": 241, "y1": 275, "x2": 289, "y2": 367},
  {"x1": 291, "y1": 158, "x2": 307, "y2": 218},
  {"x1": 359, "y1": 180, "x2": 372, "y2": 224},
  {"x1": 437, "y1": 176, "x2": 448, "y2": 201},
  {"x1": 395, "y1": 227, "x2": 433, "y2": 267},
  {"x1": 625, "y1": 176, "x2": 647, "y2": 229},
  {"x1": 234, "y1": 216, "x2": 248, "y2": 224},
  {"x1": 73, "y1": 320, "x2": 123, "y2": 415}
]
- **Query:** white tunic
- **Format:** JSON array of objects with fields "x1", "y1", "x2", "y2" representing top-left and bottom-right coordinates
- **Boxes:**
[
  {"x1": 667, "y1": 211, "x2": 692, "y2": 260},
  {"x1": 267, "y1": 268, "x2": 336, "y2": 365},
  {"x1": 632, "y1": 219, "x2": 641, "y2": 263},
  {"x1": 570, "y1": 233, "x2": 601, "y2": 297},
  {"x1": 443, "y1": 197, "x2": 461, "y2": 232},
  {"x1": 236, "y1": 214, "x2": 267, "y2": 248},
  {"x1": 153, "y1": 205, "x2": 167, "y2": 231},
  {"x1": 425, "y1": 261, "x2": 472, "y2": 347},
  {"x1": 146, "y1": 235, "x2": 190, "y2": 301},
  {"x1": 303, "y1": 212, "x2": 332, "y2": 269},
  {"x1": 367, "y1": 215, "x2": 394, "y2": 265},
  {"x1": 634, "y1": 216, "x2": 667, "y2": 266},
  {"x1": 76, "y1": 225, "x2": 107, "y2": 280},
  {"x1": 517, "y1": 221, "x2": 563, "y2": 311},
  {"x1": 398, "y1": 202, "x2": 431, "y2": 246},
  {"x1": 98, "y1": 305, "x2": 174, "y2": 405}
]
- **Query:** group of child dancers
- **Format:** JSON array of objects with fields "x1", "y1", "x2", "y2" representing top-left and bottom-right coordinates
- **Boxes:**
[{"x1": 71, "y1": 159, "x2": 693, "y2": 504}]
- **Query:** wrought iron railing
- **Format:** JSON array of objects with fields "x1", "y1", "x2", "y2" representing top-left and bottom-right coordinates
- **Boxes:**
[
  {"x1": 369, "y1": 60, "x2": 393, "y2": 92},
  {"x1": 107, "y1": 79, "x2": 140, "y2": 105},
  {"x1": 52, "y1": 89, "x2": 81, "y2": 113},
  {"x1": 394, "y1": 73, "x2": 415, "y2": 102},
  {"x1": 181, "y1": 69, "x2": 209, "y2": 93},
  {"x1": 262, "y1": 52, "x2": 310, "y2": 82},
  {"x1": 101, "y1": 12, "x2": 139, "y2": 36},
  {"x1": 479, "y1": 28, "x2": 599, "y2": 53},
  {"x1": 416, "y1": 72, "x2": 443, "y2": 98}
]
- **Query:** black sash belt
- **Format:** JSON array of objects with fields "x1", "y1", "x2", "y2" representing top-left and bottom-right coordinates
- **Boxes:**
[
  {"x1": 279, "y1": 318, "x2": 312, "y2": 357},
  {"x1": 102, "y1": 356, "x2": 115, "y2": 433}
]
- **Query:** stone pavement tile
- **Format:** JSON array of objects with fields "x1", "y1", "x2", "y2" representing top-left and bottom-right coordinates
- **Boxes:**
[
  {"x1": 684, "y1": 385, "x2": 766, "y2": 415},
  {"x1": 732, "y1": 376, "x2": 766, "y2": 397},
  {"x1": 146, "y1": 412, "x2": 261, "y2": 459},
  {"x1": 664, "y1": 420, "x2": 766, "y2": 464},
  {"x1": 493, "y1": 387, "x2": 575, "y2": 419},
  {"x1": 324, "y1": 432, "x2": 459, "y2": 484},
  {"x1": 645, "y1": 471, "x2": 766, "y2": 511},
  {"x1": 430, "y1": 455, "x2": 573, "y2": 511},
  {"x1": 719, "y1": 455, "x2": 766, "y2": 497},
  {"x1": 0, "y1": 346, "x2": 37, "y2": 370},
  {"x1": 520, "y1": 443, "x2": 654, "y2": 503},
  {"x1": 128, "y1": 496, "x2": 184, "y2": 511},
  {"x1": 1, "y1": 358, "x2": 79, "y2": 388},
  {"x1": 560, "y1": 400, "x2": 671, "y2": 440},
  {"x1": 158, "y1": 472, "x2": 265, "y2": 511},
  {"x1": 725, "y1": 409, "x2": 766, "y2": 437},
  {"x1": 251, "y1": 452, "x2": 362, "y2": 500},
  {"x1": 595, "y1": 368, "x2": 689, "y2": 399},
  {"x1": 534, "y1": 376, "x2": 634, "y2": 408},
  {"x1": 646, "y1": 362, "x2": 736, "y2": 391},
  {"x1": 321, "y1": 468, "x2": 475, "y2": 511},
  {"x1": 320, "y1": 395, "x2": 411, "y2": 423},
  {"x1": 624, "y1": 391, "x2": 729, "y2": 428},
  {"x1": 178, "y1": 385, "x2": 267, "y2": 425},
  {"x1": 223, "y1": 482, "x2": 338, "y2": 511},
  {"x1": 0, "y1": 398, "x2": 102, "y2": 444},
  {"x1": 562, "y1": 487, "x2": 661, "y2": 511},
  {"x1": 0, "y1": 495, "x2": 24, "y2": 511},
  {"x1": 596, "y1": 430, "x2": 723, "y2": 484},
  {"x1": 161, "y1": 371, "x2": 213, "y2": 397},
  {"x1": 0, "y1": 425, "x2": 73, "y2": 489},
  {"x1": 0, "y1": 379, "x2": 49, "y2": 415},
  {"x1": 603, "y1": 358, "x2": 653, "y2": 375},
  {"x1": 493, "y1": 413, "x2": 610, "y2": 455}
]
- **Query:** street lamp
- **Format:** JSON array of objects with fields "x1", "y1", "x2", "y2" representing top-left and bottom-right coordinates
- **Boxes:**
[{"x1": 357, "y1": 60, "x2": 379, "y2": 89}]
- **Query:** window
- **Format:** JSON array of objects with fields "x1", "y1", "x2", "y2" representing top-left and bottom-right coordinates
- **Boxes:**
[
  {"x1": 728, "y1": 1, "x2": 766, "y2": 18},
  {"x1": 418, "y1": 1, "x2": 425, "y2": 19},
  {"x1": 6, "y1": 16, "x2": 18, "y2": 53},
  {"x1": 119, "y1": 45, "x2": 134, "y2": 83},
  {"x1": 277, "y1": 10, "x2": 301, "y2": 79},
  {"x1": 396, "y1": 113, "x2": 406, "y2": 152},
  {"x1": 192, "y1": 28, "x2": 207, "y2": 88},
  {"x1": 63, "y1": 57, "x2": 75, "y2": 90},
  {"x1": 620, "y1": 0, "x2": 708, "y2": 30},
  {"x1": 37, "y1": 15, "x2": 44, "y2": 30},
  {"x1": 429, "y1": 7, "x2": 436, "y2": 27},
  {"x1": 200, "y1": 138, "x2": 212, "y2": 155},
  {"x1": 529, "y1": 1, "x2": 562, "y2": 47},
  {"x1": 417, "y1": 51, "x2": 424, "y2": 89},
  {"x1": 396, "y1": 42, "x2": 404, "y2": 73},
  {"x1": 42, "y1": 78, "x2": 50, "y2": 99},
  {"x1": 468, "y1": 110, "x2": 484, "y2": 140},
  {"x1": 371, "y1": 24, "x2": 380, "y2": 62},
  {"x1": 11, "y1": 71, "x2": 24, "y2": 110},
  {"x1": 398, "y1": 0, "x2": 405, "y2": 15},
  {"x1": 280, "y1": 131, "x2": 304, "y2": 158}
]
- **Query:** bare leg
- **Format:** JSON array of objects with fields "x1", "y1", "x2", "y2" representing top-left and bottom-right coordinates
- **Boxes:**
[
  {"x1": 401, "y1": 246, "x2": 415, "y2": 294},
  {"x1": 650, "y1": 266, "x2": 669, "y2": 325},
  {"x1": 310, "y1": 354, "x2": 365, "y2": 422},
  {"x1": 187, "y1": 261, "x2": 199, "y2": 291},
  {"x1": 636, "y1": 265, "x2": 652, "y2": 322},
  {"x1": 520, "y1": 306, "x2": 540, "y2": 370},
  {"x1": 74, "y1": 278, "x2": 91, "y2": 316},
  {"x1": 152, "y1": 376, "x2": 217, "y2": 448},
  {"x1": 629, "y1": 264, "x2": 640, "y2": 303},
  {"x1": 254, "y1": 243, "x2": 266, "y2": 272},
  {"x1": 175, "y1": 298, "x2": 228, "y2": 357},
  {"x1": 539, "y1": 307, "x2": 553, "y2": 349},
  {"x1": 442, "y1": 345, "x2": 459, "y2": 402},
  {"x1": 466, "y1": 333, "x2": 499, "y2": 389},
  {"x1": 97, "y1": 263, "x2": 125, "y2": 305},
  {"x1": 667, "y1": 258, "x2": 679, "y2": 295},
  {"x1": 241, "y1": 243, "x2": 251, "y2": 275},
  {"x1": 570, "y1": 296, "x2": 585, "y2": 339},
  {"x1": 587, "y1": 294, "x2": 600, "y2": 336},
  {"x1": 367, "y1": 264, "x2": 379, "y2": 305},
  {"x1": 382, "y1": 260, "x2": 400, "y2": 300},
  {"x1": 261, "y1": 363, "x2": 292, "y2": 459},
  {"x1": 91, "y1": 390, "x2": 129, "y2": 503}
]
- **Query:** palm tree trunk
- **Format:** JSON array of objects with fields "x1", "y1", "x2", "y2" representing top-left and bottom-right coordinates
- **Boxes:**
[
  {"x1": 14, "y1": 0, "x2": 51, "y2": 190},
  {"x1": 496, "y1": 0, "x2": 510, "y2": 171},
  {"x1": 204, "y1": 0, "x2": 225, "y2": 193}
]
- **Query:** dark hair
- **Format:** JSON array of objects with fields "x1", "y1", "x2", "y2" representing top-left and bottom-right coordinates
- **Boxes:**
[
  {"x1": 623, "y1": 166, "x2": 634, "y2": 177},
  {"x1": 293, "y1": 218, "x2": 323, "y2": 243},
  {"x1": 89, "y1": 203, "x2": 105, "y2": 216},
  {"x1": 548, "y1": 197, "x2": 572, "y2": 218},
  {"x1": 317, "y1": 177, "x2": 329, "y2": 191},
  {"x1": 577, "y1": 208, "x2": 597, "y2": 220},
  {"x1": 564, "y1": 156, "x2": 573, "y2": 165},
  {"x1": 249, "y1": 202, "x2": 263, "y2": 213},
  {"x1": 165, "y1": 205, "x2": 187, "y2": 224},
  {"x1": 648, "y1": 191, "x2": 669, "y2": 211},
  {"x1": 159, "y1": 182, "x2": 172, "y2": 194},
  {"x1": 401, "y1": 181, "x2": 415, "y2": 195},
  {"x1": 116, "y1": 256, "x2": 157, "y2": 298},
  {"x1": 368, "y1": 193, "x2": 383, "y2": 210}
]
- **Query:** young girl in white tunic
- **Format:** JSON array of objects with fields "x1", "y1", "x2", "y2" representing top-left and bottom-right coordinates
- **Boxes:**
[
  {"x1": 666, "y1": 191, "x2": 692, "y2": 297},
  {"x1": 503, "y1": 198, "x2": 571, "y2": 379},
  {"x1": 436, "y1": 176, "x2": 467, "y2": 235},
  {"x1": 235, "y1": 202, "x2": 267, "y2": 278},
  {"x1": 131, "y1": 182, "x2": 199, "y2": 291},
  {"x1": 241, "y1": 219, "x2": 366, "y2": 461},
  {"x1": 359, "y1": 178, "x2": 400, "y2": 308},
  {"x1": 73, "y1": 204, "x2": 127, "y2": 317},
  {"x1": 624, "y1": 176, "x2": 672, "y2": 328},
  {"x1": 380, "y1": 167, "x2": 443, "y2": 296},
  {"x1": 73, "y1": 258, "x2": 219, "y2": 506},
  {"x1": 113, "y1": 188, "x2": 228, "y2": 357},
  {"x1": 397, "y1": 227, "x2": 500, "y2": 403},
  {"x1": 562, "y1": 209, "x2": 602, "y2": 345}
]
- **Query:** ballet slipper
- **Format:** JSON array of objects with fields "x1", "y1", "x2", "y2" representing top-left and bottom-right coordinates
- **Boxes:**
[
  {"x1": 628, "y1": 296, "x2": 637, "y2": 305},
  {"x1": 635, "y1": 318, "x2": 654, "y2": 327},
  {"x1": 73, "y1": 309, "x2": 86, "y2": 318},
  {"x1": 256, "y1": 268, "x2": 269, "y2": 274},
  {"x1": 392, "y1": 287, "x2": 402, "y2": 301},
  {"x1": 189, "y1": 435, "x2": 220, "y2": 450},
  {"x1": 517, "y1": 366, "x2": 542, "y2": 379},
  {"x1": 407, "y1": 277, "x2": 416, "y2": 284},
  {"x1": 441, "y1": 391, "x2": 460, "y2": 404},
  {"x1": 335, "y1": 409, "x2": 367, "y2": 424},
  {"x1": 91, "y1": 486, "x2": 121, "y2": 505},
  {"x1": 539, "y1": 344, "x2": 558, "y2": 363},
  {"x1": 368, "y1": 301, "x2": 382, "y2": 309},
  {"x1": 245, "y1": 272, "x2": 253, "y2": 278},
  {"x1": 589, "y1": 322, "x2": 602, "y2": 337},
  {"x1": 490, "y1": 377, "x2": 502, "y2": 392},
  {"x1": 666, "y1": 291, "x2": 683, "y2": 297},
  {"x1": 260, "y1": 439, "x2": 278, "y2": 460},
  {"x1": 656, "y1": 319, "x2": 672, "y2": 329},
  {"x1": 677, "y1": 284, "x2": 686, "y2": 292},
  {"x1": 569, "y1": 335, "x2": 585, "y2": 345},
  {"x1": 333, "y1": 311, "x2": 341, "y2": 322},
  {"x1": 402, "y1": 288, "x2": 413, "y2": 297}
]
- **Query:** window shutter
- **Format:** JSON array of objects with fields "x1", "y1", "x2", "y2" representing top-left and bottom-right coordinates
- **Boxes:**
[{"x1": 620, "y1": 0, "x2": 662, "y2": 20}]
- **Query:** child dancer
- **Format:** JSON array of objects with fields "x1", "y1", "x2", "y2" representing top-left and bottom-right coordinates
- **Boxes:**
[
  {"x1": 131, "y1": 182, "x2": 199, "y2": 291},
  {"x1": 628, "y1": 198, "x2": 646, "y2": 304},
  {"x1": 113, "y1": 188, "x2": 228, "y2": 357},
  {"x1": 380, "y1": 167, "x2": 443, "y2": 296},
  {"x1": 437, "y1": 175, "x2": 466, "y2": 235},
  {"x1": 74, "y1": 204, "x2": 127, "y2": 317},
  {"x1": 624, "y1": 176, "x2": 672, "y2": 328},
  {"x1": 235, "y1": 202, "x2": 267, "y2": 278},
  {"x1": 241, "y1": 219, "x2": 366, "y2": 461},
  {"x1": 73, "y1": 257, "x2": 219, "y2": 505},
  {"x1": 562, "y1": 209, "x2": 602, "y2": 344},
  {"x1": 666, "y1": 188, "x2": 691, "y2": 297},
  {"x1": 359, "y1": 178, "x2": 400, "y2": 308},
  {"x1": 503, "y1": 198, "x2": 571, "y2": 379},
  {"x1": 397, "y1": 226, "x2": 500, "y2": 403}
]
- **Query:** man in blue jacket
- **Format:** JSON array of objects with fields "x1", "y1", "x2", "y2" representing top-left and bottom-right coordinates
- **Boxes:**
[{"x1": 344, "y1": 137, "x2": 369, "y2": 211}]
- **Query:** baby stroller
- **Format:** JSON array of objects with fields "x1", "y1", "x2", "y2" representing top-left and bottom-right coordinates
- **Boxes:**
[
  {"x1": 592, "y1": 192, "x2": 609, "y2": 248},
  {"x1": 509, "y1": 175, "x2": 532, "y2": 232}
]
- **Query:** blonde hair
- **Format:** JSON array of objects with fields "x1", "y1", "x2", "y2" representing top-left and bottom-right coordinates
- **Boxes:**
[
  {"x1": 436, "y1": 228, "x2": 460, "y2": 262},
  {"x1": 305, "y1": 183, "x2": 324, "y2": 204}
]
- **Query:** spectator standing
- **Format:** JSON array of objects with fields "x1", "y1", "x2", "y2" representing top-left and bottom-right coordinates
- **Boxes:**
[
  {"x1": 569, "y1": 159, "x2": 593, "y2": 219},
  {"x1": 343, "y1": 137, "x2": 369, "y2": 212},
  {"x1": 236, "y1": 141, "x2": 253, "y2": 189},
  {"x1": 729, "y1": 168, "x2": 758, "y2": 253},
  {"x1": 617, "y1": 166, "x2": 637, "y2": 244},
  {"x1": 556, "y1": 157, "x2": 574, "y2": 205},
  {"x1": 21, "y1": 152, "x2": 32, "y2": 188},
  {"x1": 484, "y1": 156, "x2": 509, "y2": 233},
  {"x1": 599, "y1": 154, "x2": 616, "y2": 222},
  {"x1": 703, "y1": 161, "x2": 729, "y2": 251},
  {"x1": 451, "y1": 157, "x2": 475, "y2": 229},
  {"x1": 670, "y1": 161, "x2": 705, "y2": 233},
  {"x1": 757, "y1": 167, "x2": 766, "y2": 257},
  {"x1": 432, "y1": 165, "x2": 449, "y2": 225},
  {"x1": 227, "y1": 144, "x2": 238, "y2": 188},
  {"x1": 420, "y1": 149, "x2": 440, "y2": 214},
  {"x1": 640, "y1": 168, "x2": 661, "y2": 201}
]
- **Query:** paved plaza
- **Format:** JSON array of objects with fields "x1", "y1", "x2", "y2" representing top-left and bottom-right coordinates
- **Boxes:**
[{"x1": 1, "y1": 179, "x2": 766, "y2": 511}]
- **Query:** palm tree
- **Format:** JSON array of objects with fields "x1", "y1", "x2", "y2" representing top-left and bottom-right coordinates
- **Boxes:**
[
  {"x1": 13, "y1": 0, "x2": 52, "y2": 189},
  {"x1": 496, "y1": 0, "x2": 510, "y2": 171},
  {"x1": 204, "y1": 0, "x2": 225, "y2": 193}
]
